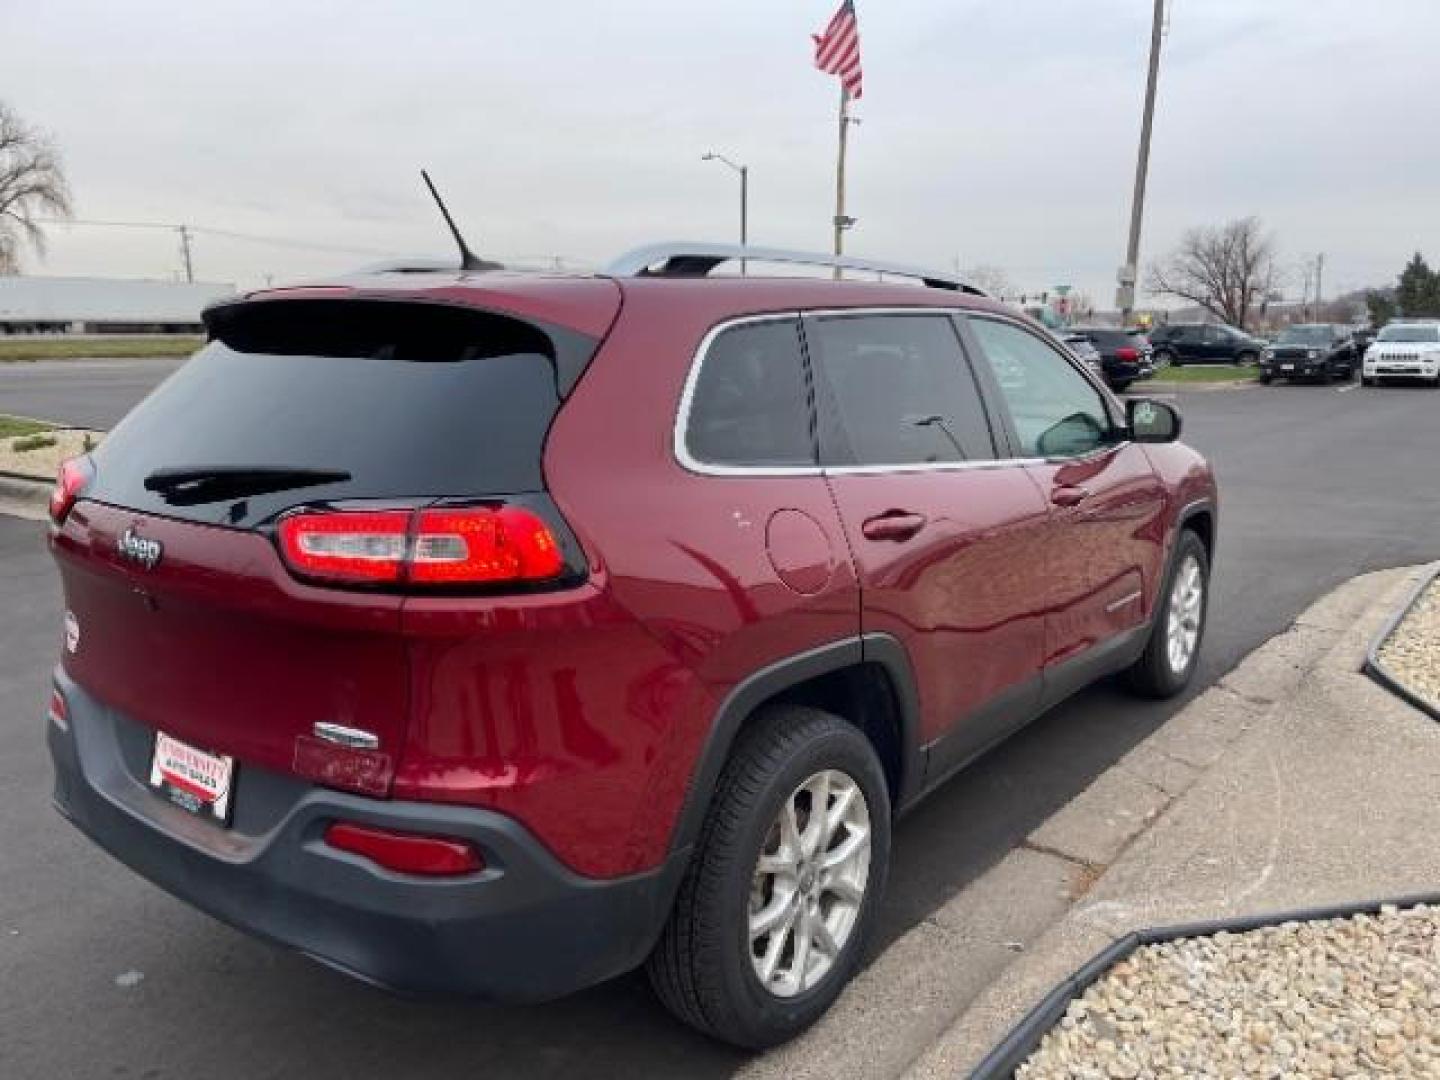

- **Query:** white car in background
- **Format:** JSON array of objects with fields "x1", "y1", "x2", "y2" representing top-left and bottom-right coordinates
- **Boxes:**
[{"x1": 1363, "y1": 320, "x2": 1440, "y2": 387}]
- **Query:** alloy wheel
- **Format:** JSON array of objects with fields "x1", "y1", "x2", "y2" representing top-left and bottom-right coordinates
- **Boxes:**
[
  {"x1": 1166, "y1": 554, "x2": 1204, "y2": 674},
  {"x1": 748, "y1": 769, "x2": 871, "y2": 999}
]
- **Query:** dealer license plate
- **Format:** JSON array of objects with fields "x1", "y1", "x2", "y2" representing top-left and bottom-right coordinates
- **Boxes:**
[
  {"x1": 148, "y1": 731, "x2": 235, "y2": 822},
  {"x1": 1281, "y1": 364, "x2": 1295, "y2": 371}
]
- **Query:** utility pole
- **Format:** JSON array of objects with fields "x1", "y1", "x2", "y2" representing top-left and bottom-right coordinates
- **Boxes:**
[
  {"x1": 178, "y1": 224, "x2": 195, "y2": 283},
  {"x1": 1119, "y1": 0, "x2": 1166, "y2": 324},
  {"x1": 1315, "y1": 253, "x2": 1324, "y2": 320}
]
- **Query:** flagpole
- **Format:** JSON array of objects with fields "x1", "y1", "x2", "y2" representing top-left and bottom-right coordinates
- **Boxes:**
[{"x1": 832, "y1": 86, "x2": 849, "y2": 277}]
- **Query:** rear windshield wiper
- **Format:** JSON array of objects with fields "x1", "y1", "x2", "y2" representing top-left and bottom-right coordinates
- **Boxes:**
[{"x1": 143, "y1": 466, "x2": 352, "y2": 506}]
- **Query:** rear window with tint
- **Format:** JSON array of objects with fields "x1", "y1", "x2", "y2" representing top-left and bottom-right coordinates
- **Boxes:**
[
  {"x1": 89, "y1": 300, "x2": 577, "y2": 526},
  {"x1": 1080, "y1": 329, "x2": 1147, "y2": 347},
  {"x1": 684, "y1": 319, "x2": 814, "y2": 468}
]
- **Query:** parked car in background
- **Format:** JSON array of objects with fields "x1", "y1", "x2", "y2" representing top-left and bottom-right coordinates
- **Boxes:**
[
  {"x1": 43, "y1": 241, "x2": 1217, "y2": 1048},
  {"x1": 1258, "y1": 324, "x2": 1358, "y2": 384},
  {"x1": 1362, "y1": 319, "x2": 1440, "y2": 387},
  {"x1": 1068, "y1": 327, "x2": 1155, "y2": 391},
  {"x1": 1059, "y1": 331, "x2": 1105, "y2": 380},
  {"x1": 1148, "y1": 323, "x2": 1264, "y2": 367}
]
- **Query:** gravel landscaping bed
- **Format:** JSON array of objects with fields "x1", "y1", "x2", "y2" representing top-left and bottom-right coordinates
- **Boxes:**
[
  {"x1": 1018, "y1": 904, "x2": 1440, "y2": 1078},
  {"x1": 0, "y1": 427, "x2": 102, "y2": 479},
  {"x1": 1377, "y1": 578, "x2": 1440, "y2": 711}
]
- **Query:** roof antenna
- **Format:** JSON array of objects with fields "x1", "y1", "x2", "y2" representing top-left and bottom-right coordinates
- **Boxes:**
[{"x1": 421, "y1": 169, "x2": 503, "y2": 273}]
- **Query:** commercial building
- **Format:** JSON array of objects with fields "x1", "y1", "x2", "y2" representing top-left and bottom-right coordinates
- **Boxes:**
[{"x1": 0, "y1": 275, "x2": 236, "y2": 334}]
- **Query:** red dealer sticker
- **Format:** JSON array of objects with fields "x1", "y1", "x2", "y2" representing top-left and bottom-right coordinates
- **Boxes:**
[{"x1": 148, "y1": 732, "x2": 235, "y2": 822}]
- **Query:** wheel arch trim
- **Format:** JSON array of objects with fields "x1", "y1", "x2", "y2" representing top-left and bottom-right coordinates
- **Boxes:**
[{"x1": 665, "y1": 634, "x2": 924, "y2": 861}]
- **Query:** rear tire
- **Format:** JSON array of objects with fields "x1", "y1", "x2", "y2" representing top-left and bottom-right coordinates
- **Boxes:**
[
  {"x1": 1125, "y1": 530, "x2": 1209, "y2": 699},
  {"x1": 1258, "y1": 374, "x2": 1273, "y2": 385},
  {"x1": 1153, "y1": 348, "x2": 1175, "y2": 370},
  {"x1": 647, "y1": 706, "x2": 891, "y2": 1049}
]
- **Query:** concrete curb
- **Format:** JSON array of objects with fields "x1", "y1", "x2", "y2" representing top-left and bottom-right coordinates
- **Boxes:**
[
  {"x1": 1364, "y1": 563, "x2": 1440, "y2": 723},
  {"x1": 899, "y1": 563, "x2": 1438, "y2": 1080}
]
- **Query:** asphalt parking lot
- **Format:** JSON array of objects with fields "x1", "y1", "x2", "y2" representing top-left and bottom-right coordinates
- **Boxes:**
[
  {"x1": 2, "y1": 372, "x2": 1439, "y2": 1078},
  {"x1": 0, "y1": 357, "x2": 183, "y2": 430}
]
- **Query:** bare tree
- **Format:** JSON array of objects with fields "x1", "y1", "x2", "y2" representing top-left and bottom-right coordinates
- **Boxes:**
[
  {"x1": 0, "y1": 103, "x2": 73, "y2": 273},
  {"x1": 1147, "y1": 217, "x2": 1277, "y2": 330},
  {"x1": 963, "y1": 264, "x2": 1015, "y2": 300}
]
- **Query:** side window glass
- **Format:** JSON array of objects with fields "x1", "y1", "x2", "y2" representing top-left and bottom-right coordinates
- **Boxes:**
[
  {"x1": 969, "y1": 318, "x2": 1114, "y2": 459},
  {"x1": 811, "y1": 314, "x2": 995, "y2": 466},
  {"x1": 685, "y1": 319, "x2": 814, "y2": 468}
]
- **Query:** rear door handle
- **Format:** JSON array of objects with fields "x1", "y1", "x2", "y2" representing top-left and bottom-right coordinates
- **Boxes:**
[
  {"x1": 1050, "y1": 484, "x2": 1091, "y2": 508},
  {"x1": 861, "y1": 511, "x2": 928, "y2": 542}
]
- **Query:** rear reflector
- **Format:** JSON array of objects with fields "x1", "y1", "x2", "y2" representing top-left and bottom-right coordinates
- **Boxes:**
[
  {"x1": 47, "y1": 688, "x2": 69, "y2": 732},
  {"x1": 50, "y1": 456, "x2": 94, "y2": 524},
  {"x1": 324, "y1": 821, "x2": 484, "y2": 876},
  {"x1": 277, "y1": 506, "x2": 564, "y2": 587}
]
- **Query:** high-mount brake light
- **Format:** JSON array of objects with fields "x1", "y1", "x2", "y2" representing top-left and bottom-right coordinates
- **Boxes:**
[
  {"x1": 276, "y1": 506, "x2": 565, "y2": 587},
  {"x1": 50, "y1": 456, "x2": 93, "y2": 524}
]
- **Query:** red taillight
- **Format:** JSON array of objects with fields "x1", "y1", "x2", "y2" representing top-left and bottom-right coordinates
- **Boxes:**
[
  {"x1": 324, "y1": 821, "x2": 483, "y2": 876},
  {"x1": 411, "y1": 507, "x2": 564, "y2": 583},
  {"x1": 277, "y1": 506, "x2": 565, "y2": 587},
  {"x1": 1115, "y1": 347, "x2": 1140, "y2": 362},
  {"x1": 49, "y1": 456, "x2": 93, "y2": 524},
  {"x1": 47, "y1": 687, "x2": 69, "y2": 731}
]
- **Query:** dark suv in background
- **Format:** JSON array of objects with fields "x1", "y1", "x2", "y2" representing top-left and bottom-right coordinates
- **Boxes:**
[
  {"x1": 1259, "y1": 323, "x2": 1358, "y2": 383},
  {"x1": 1067, "y1": 327, "x2": 1155, "y2": 391},
  {"x1": 1149, "y1": 322, "x2": 1263, "y2": 367},
  {"x1": 44, "y1": 243, "x2": 1217, "y2": 1048}
]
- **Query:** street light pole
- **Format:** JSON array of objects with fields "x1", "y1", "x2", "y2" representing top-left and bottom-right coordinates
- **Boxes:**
[{"x1": 702, "y1": 152, "x2": 749, "y2": 272}]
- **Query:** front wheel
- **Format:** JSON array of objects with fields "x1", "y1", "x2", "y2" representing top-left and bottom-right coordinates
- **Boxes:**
[
  {"x1": 647, "y1": 706, "x2": 891, "y2": 1048},
  {"x1": 1235, "y1": 351, "x2": 1258, "y2": 367},
  {"x1": 1126, "y1": 531, "x2": 1209, "y2": 699}
]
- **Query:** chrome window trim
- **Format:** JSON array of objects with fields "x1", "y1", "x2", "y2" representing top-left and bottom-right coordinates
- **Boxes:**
[{"x1": 673, "y1": 306, "x2": 1127, "y2": 479}]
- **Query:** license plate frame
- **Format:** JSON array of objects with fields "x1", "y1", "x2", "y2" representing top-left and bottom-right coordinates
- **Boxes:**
[{"x1": 148, "y1": 731, "x2": 235, "y2": 824}]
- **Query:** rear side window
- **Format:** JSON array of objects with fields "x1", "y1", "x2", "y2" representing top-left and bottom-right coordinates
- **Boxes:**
[
  {"x1": 90, "y1": 300, "x2": 578, "y2": 526},
  {"x1": 810, "y1": 314, "x2": 996, "y2": 466},
  {"x1": 684, "y1": 319, "x2": 814, "y2": 468}
]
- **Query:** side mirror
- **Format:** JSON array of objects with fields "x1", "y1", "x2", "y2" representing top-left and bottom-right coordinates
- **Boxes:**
[{"x1": 1127, "y1": 398, "x2": 1182, "y2": 444}]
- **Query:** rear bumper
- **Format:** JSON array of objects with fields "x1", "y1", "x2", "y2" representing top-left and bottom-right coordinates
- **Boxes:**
[{"x1": 46, "y1": 669, "x2": 685, "y2": 1002}]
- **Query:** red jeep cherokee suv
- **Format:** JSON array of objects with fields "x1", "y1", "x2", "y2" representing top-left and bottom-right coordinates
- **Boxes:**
[{"x1": 45, "y1": 244, "x2": 1215, "y2": 1047}]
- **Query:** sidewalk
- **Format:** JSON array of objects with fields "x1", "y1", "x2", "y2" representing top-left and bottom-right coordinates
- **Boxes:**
[{"x1": 905, "y1": 564, "x2": 1440, "y2": 1077}]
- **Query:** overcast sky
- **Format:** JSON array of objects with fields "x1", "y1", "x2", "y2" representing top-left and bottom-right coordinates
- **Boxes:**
[{"x1": 7, "y1": 0, "x2": 1440, "y2": 305}]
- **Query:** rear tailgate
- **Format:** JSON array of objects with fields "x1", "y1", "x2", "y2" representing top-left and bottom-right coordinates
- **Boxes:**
[
  {"x1": 53, "y1": 501, "x2": 407, "y2": 793},
  {"x1": 50, "y1": 293, "x2": 613, "y2": 798}
]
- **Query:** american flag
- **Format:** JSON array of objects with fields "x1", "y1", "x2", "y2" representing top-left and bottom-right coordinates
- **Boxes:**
[{"x1": 812, "y1": 1, "x2": 863, "y2": 100}]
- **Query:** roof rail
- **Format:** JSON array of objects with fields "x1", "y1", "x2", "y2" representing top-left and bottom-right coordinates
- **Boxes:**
[{"x1": 604, "y1": 242, "x2": 985, "y2": 295}]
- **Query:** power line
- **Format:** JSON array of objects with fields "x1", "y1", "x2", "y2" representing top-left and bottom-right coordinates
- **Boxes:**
[{"x1": 38, "y1": 218, "x2": 396, "y2": 258}]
